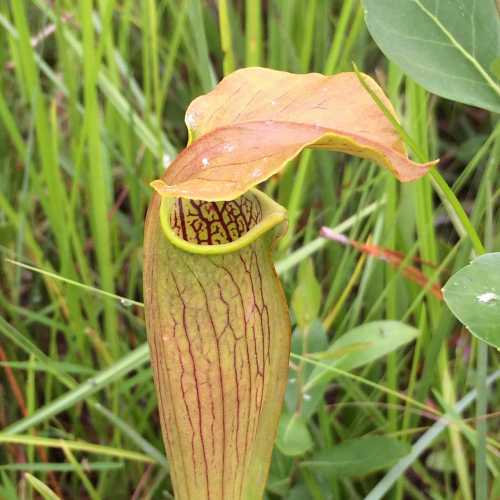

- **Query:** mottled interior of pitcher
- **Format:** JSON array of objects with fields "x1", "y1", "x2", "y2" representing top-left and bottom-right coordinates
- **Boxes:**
[{"x1": 169, "y1": 193, "x2": 264, "y2": 245}]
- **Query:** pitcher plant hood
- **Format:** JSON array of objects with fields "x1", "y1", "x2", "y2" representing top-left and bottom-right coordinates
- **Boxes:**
[{"x1": 151, "y1": 68, "x2": 437, "y2": 202}]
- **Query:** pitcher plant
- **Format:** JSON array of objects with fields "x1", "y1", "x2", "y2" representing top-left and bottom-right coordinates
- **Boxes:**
[{"x1": 143, "y1": 68, "x2": 436, "y2": 500}]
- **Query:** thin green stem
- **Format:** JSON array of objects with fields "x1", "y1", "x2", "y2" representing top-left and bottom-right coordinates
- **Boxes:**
[
  {"x1": 475, "y1": 341, "x2": 488, "y2": 500},
  {"x1": 428, "y1": 169, "x2": 485, "y2": 255},
  {"x1": 245, "y1": 0, "x2": 262, "y2": 66},
  {"x1": 355, "y1": 65, "x2": 486, "y2": 255},
  {"x1": 218, "y1": 0, "x2": 236, "y2": 75}
]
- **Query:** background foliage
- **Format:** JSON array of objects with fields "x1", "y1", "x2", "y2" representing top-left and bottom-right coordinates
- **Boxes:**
[{"x1": 0, "y1": 1, "x2": 499, "y2": 499}]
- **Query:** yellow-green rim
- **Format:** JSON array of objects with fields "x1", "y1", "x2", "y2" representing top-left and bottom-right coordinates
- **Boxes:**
[{"x1": 159, "y1": 188, "x2": 288, "y2": 255}]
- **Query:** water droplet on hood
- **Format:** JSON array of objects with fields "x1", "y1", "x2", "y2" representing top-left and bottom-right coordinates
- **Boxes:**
[
  {"x1": 186, "y1": 112, "x2": 197, "y2": 128},
  {"x1": 162, "y1": 153, "x2": 171, "y2": 169}
]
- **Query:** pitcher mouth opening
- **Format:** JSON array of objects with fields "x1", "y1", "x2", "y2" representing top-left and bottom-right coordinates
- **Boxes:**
[{"x1": 159, "y1": 188, "x2": 287, "y2": 255}]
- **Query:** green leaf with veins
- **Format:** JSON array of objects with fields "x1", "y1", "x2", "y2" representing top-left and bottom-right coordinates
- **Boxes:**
[
  {"x1": 305, "y1": 321, "x2": 420, "y2": 391},
  {"x1": 297, "y1": 321, "x2": 420, "y2": 419},
  {"x1": 302, "y1": 436, "x2": 410, "y2": 477},
  {"x1": 443, "y1": 253, "x2": 500, "y2": 349},
  {"x1": 364, "y1": 0, "x2": 500, "y2": 112}
]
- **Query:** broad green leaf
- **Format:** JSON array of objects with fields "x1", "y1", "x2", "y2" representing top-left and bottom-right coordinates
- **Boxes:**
[
  {"x1": 151, "y1": 68, "x2": 436, "y2": 202},
  {"x1": 309, "y1": 341, "x2": 373, "y2": 361},
  {"x1": 276, "y1": 412, "x2": 314, "y2": 457},
  {"x1": 305, "y1": 321, "x2": 420, "y2": 391},
  {"x1": 295, "y1": 321, "x2": 419, "y2": 419},
  {"x1": 302, "y1": 436, "x2": 410, "y2": 477},
  {"x1": 364, "y1": 0, "x2": 500, "y2": 112},
  {"x1": 292, "y1": 259, "x2": 322, "y2": 328},
  {"x1": 443, "y1": 252, "x2": 500, "y2": 349}
]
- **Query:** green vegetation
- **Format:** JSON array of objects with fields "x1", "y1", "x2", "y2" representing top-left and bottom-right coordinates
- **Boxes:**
[{"x1": 0, "y1": 1, "x2": 498, "y2": 499}]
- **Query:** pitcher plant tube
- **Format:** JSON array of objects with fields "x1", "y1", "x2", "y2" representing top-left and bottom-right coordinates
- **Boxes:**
[{"x1": 143, "y1": 68, "x2": 437, "y2": 500}]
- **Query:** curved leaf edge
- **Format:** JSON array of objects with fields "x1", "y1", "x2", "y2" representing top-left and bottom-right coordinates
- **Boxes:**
[{"x1": 152, "y1": 122, "x2": 438, "y2": 202}]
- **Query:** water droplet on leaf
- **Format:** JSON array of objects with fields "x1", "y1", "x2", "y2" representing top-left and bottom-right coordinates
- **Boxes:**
[{"x1": 476, "y1": 292, "x2": 497, "y2": 304}]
